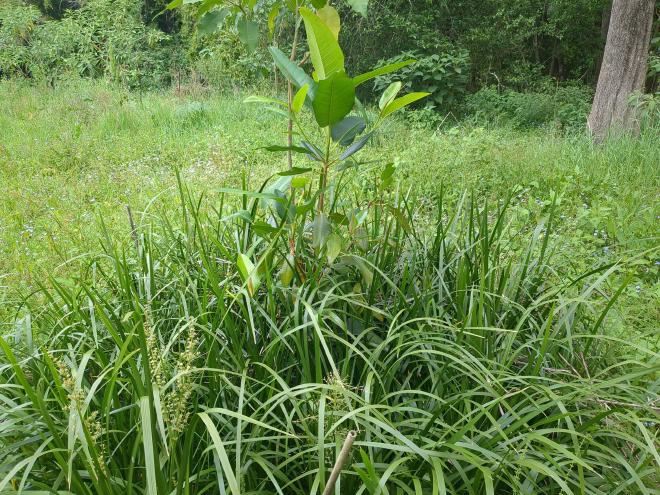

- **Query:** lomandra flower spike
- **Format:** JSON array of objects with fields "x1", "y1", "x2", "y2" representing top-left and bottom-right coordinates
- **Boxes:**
[{"x1": 322, "y1": 430, "x2": 357, "y2": 495}]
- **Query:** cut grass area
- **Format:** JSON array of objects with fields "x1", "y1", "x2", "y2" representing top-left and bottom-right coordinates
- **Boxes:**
[{"x1": 0, "y1": 78, "x2": 658, "y2": 337}]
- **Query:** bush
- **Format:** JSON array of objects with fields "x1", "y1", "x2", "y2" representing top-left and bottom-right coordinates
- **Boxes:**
[
  {"x1": 374, "y1": 47, "x2": 470, "y2": 110},
  {"x1": 192, "y1": 30, "x2": 271, "y2": 90},
  {"x1": 464, "y1": 84, "x2": 593, "y2": 130},
  {"x1": 0, "y1": 0, "x2": 180, "y2": 89}
]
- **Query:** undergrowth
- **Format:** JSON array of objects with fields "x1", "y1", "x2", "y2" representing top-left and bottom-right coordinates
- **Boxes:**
[{"x1": 1, "y1": 178, "x2": 658, "y2": 493}]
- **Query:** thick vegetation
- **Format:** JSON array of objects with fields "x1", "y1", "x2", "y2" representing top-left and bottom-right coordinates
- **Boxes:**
[{"x1": 0, "y1": 1, "x2": 658, "y2": 494}]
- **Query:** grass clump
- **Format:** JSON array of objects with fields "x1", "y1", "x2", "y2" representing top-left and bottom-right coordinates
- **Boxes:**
[{"x1": 1, "y1": 177, "x2": 657, "y2": 493}]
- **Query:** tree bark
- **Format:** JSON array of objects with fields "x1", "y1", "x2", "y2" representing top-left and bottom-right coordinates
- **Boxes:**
[{"x1": 587, "y1": 0, "x2": 655, "y2": 142}]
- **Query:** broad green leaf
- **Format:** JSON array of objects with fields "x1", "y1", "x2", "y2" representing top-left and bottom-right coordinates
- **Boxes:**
[
  {"x1": 267, "y1": 4, "x2": 280, "y2": 37},
  {"x1": 197, "y1": 9, "x2": 228, "y2": 35},
  {"x1": 380, "y1": 162, "x2": 396, "y2": 188},
  {"x1": 316, "y1": 5, "x2": 340, "y2": 40},
  {"x1": 353, "y1": 59, "x2": 415, "y2": 87},
  {"x1": 237, "y1": 18, "x2": 259, "y2": 52},
  {"x1": 196, "y1": 0, "x2": 222, "y2": 17},
  {"x1": 269, "y1": 47, "x2": 316, "y2": 98},
  {"x1": 292, "y1": 83, "x2": 309, "y2": 113},
  {"x1": 312, "y1": 213, "x2": 331, "y2": 249},
  {"x1": 279, "y1": 255, "x2": 295, "y2": 286},
  {"x1": 379, "y1": 81, "x2": 402, "y2": 110},
  {"x1": 380, "y1": 92, "x2": 430, "y2": 118},
  {"x1": 326, "y1": 233, "x2": 342, "y2": 263},
  {"x1": 331, "y1": 115, "x2": 365, "y2": 145},
  {"x1": 300, "y1": 141, "x2": 324, "y2": 161},
  {"x1": 339, "y1": 132, "x2": 372, "y2": 160},
  {"x1": 299, "y1": 7, "x2": 344, "y2": 79},
  {"x1": 312, "y1": 71, "x2": 355, "y2": 127},
  {"x1": 311, "y1": 0, "x2": 327, "y2": 7},
  {"x1": 237, "y1": 253, "x2": 262, "y2": 296},
  {"x1": 346, "y1": 0, "x2": 368, "y2": 16}
]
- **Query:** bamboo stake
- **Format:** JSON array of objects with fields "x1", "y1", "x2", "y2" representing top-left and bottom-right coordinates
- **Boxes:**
[{"x1": 322, "y1": 430, "x2": 357, "y2": 495}]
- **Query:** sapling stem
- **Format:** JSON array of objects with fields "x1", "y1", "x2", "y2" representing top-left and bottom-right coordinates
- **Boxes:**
[
  {"x1": 287, "y1": 15, "x2": 302, "y2": 169},
  {"x1": 322, "y1": 430, "x2": 357, "y2": 495}
]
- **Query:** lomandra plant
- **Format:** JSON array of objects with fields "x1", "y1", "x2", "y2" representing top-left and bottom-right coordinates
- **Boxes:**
[{"x1": 1, "y1": 5, "x2": 659, "y2": 495}]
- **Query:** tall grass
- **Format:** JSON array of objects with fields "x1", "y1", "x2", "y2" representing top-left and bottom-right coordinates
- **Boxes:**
[{"x1": 1, "y1": 179, "x2": 657, "y2": 494}]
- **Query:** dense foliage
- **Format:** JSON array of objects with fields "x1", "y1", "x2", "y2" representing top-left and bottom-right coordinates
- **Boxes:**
[
  {"x1": 2, "y1": 0, "x2": 658, "y2": 125},
  {"x1": 0, "y1": 1, "x2": 658, "y2": 494}
]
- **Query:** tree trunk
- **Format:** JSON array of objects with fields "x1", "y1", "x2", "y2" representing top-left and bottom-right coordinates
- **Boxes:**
[{"x1": 587, "y1": 0, "x2": 655, "y2": 142}]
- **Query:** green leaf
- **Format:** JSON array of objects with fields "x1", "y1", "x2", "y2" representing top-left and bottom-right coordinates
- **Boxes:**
[
  {"x1": 197, "y1": 8, "x2": 228, "y2": 35},
  {"x1": 196, "y1": 0, "x2": 222, "y2": 17},
  {"x1": 380, "y1": 92, "x2": 430, "y2": 118},
  {"x1": 291, "y1": 176, "x2": 310, "y2": 188},
  {"x1": 243, "y1": 95, "x2": 287, "y2": 107},
  {"x1": 267, "y1": 4, "x2": 280, "y2": 37},
  {"x1": 310, "y1": 0, "x2": 327, "y2": 7},
  {"x1": 237, "y1": 18, "x2": 259, "y2": 52},
  {"x1": 269, "y1": 47, "x2": 316, "y2": 98},
  {"x1": 353, "y1": 59, "x2": 415, "y2": 87},
  {"x1": 263, "y1": 145, "x2": 309, "y2": 154},
  {"x1": 237, "y1": 253, "x2": 262, "y2": 296},
  {"x1": 316, "y1": 5, "x2": 340, "y2": 40},
  {"x1": 345, "y1": 0, "x2": 368, "y2": 16},
  {"x1": 312, "y1": 71, "x2": 355, "y2": 127},
  {"x1": 167, "y1": 0, "x2": 202, "y2": 9},
  {"x1": 277, "y1": 167, "x2": 312, "y2": 176},
  {"x1": 379, "y1": 81, "x2": 402, "y2": 110},
  {"x1": 300, "y1": 141, "x2": 324, "y2": 161},
  {"x1": 292, "y1": 83, "x2": 309, "y2": 113},
  {"x1": 339, "y1": 132, "x2": 372, "y2": 160},
  {"x1": 139, "y1": 397, "x2": 159, "y2": 495},
  {"x1": 344, "y1": 256, "x2": 373, "y2": 286},
  {"x1": 380, "y1": 162, "x2": 396, "y2": 189},
  {"x1": 279, "y1": 255, "x2": 295, "y2": 286},
  {"x1": 326, "y1": 233, "x2": 342, "y2": 263},
  {"x1": 199, "y1": 413, "x2": 240, "y2": 495},
  {"x1": 331, "y1": 116, "x2": 365, "y2": 145},
  {"x1": 299, "y1": 7, "x2": 344, "y2": 79},
  {"x1": 312, "y1": 213, "x2": 331, "y2": 249}
]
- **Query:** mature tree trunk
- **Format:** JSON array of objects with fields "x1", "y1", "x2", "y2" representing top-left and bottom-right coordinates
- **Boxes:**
[{"x1": 587, "y1": 0, "x2": 655, "y2": 141}]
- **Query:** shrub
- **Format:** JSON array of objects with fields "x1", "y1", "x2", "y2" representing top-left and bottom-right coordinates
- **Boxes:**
[
  {"x1": 0, "y1": 0, "x2": 179, "y2": 89},
  {"x1": 0, "y1": 3, "x2": 41, "y2": 77},
  {"x1": 374, "y1": 47, "x2": 470, "y2": 110},
  {"x1": 192, "y1": 30, "x2": 271, "y2": 90}
]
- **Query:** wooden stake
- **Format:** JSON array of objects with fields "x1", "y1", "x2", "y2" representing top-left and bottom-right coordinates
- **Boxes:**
[{"x1": 322, "y1": 430, "x2": 357, "y2": 495}]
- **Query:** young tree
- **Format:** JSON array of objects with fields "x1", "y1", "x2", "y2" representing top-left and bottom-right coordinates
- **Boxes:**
[{"x1": 587, "y1": 0, "x2": 655, "y2": 141}]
